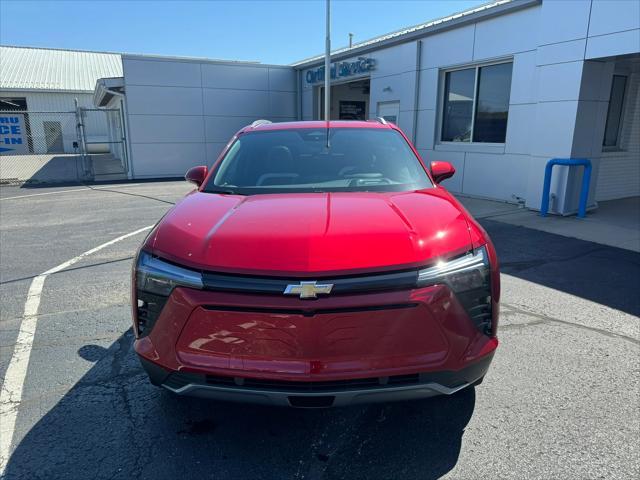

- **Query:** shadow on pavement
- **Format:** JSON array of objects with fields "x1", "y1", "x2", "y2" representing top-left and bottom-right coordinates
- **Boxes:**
[
  {"x1": 5, "y1": 329, "x2": 476, "y2": 480},
  {"x1": 481, "y1": 219, "x2": 640, "y2": 317},
  {"x1": 14, "y1": 176, "x2": 184, "y2": 189}
]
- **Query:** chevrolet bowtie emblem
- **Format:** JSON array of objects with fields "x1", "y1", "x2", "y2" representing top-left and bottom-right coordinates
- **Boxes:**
[{"x1": 284, "y1": 281, "x2": 334, "y2": 299}]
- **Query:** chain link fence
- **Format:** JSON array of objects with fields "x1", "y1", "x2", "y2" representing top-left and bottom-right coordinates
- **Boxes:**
[{"x1": 0, "y1": 107, "x2": 127, "y2": 185}]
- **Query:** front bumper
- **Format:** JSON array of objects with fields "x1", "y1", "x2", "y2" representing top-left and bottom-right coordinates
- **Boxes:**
[
  {"x1": 135, "y1": 282, "x2": 499, "y2": 407},
  {"x1": 139, "y1": 351, "x2": 494, "y2": 408}
]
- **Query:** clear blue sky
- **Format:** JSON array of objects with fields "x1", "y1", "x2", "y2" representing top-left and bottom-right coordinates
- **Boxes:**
[{"x1": 1, "y1": 0, "x2": 485, "y2": 65}]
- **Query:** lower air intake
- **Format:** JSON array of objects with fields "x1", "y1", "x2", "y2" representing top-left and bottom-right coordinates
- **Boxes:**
[{"x1": 288, "y1": 396, "x2": 335, "y2": 408}]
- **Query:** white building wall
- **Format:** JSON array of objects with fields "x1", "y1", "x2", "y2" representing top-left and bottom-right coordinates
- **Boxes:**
[
  {"x1": 370, "y1": 42, "x2": 419, "y2": 141},
  {"x1": 122, "y1": 55, "x2": 296, "y2": 179},
  {"x1": 299, "y1": 7, "x2": 548, "y2": 205},
  {"x1": 417, "y1": 6, "x2": 541, "y2": 204},
  {"x1": 298, "y1": 0, "x2": 639, "y2": 213}
]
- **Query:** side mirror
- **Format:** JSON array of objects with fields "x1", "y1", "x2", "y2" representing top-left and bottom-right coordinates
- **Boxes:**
[
  {"x1": 430, "y1": 161, "x2": 455, "y2": 184},
  {"x1": 185, "y1": 166, "x2": 208, "y2": 187}
]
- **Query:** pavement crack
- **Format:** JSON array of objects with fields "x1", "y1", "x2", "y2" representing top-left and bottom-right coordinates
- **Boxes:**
[
  {"x1": 499, "y1": 319, "x2": 546, "y2": 329},
  {"x1": 0, "y1": 302, "x2": 131, "y2": 327},
  {"x1": 84, "y1": 184, "x2": 176, "y2": 205},
  {"x1": 500, "y1": 247, "x2": 606, "y2": 273},
  {"x1": 109, "y1": 330, "x2": 146, "y2": 479},
  {"x1": 110, "y1": 331, "x2": 133, "y2": 377},
  {"x1": 502, "y1": 302, "x2": 639, "y2": 344},
  {"x1": 0, "y1": 256, "x2": 134, "y2": 286}
]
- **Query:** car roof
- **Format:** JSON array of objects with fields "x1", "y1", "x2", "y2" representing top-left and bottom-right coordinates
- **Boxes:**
[{"x1": 239, "y1": 120, "x2": 395, "y2": 134}]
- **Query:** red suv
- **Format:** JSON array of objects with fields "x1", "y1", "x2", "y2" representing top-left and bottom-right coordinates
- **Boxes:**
[{"x1": 132, "y1": 120, "x2": 499, "y2": 408}]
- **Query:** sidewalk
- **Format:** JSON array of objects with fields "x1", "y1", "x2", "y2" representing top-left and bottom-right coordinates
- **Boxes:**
[{"x1": 457, "y1": 195, "x2": 640, "y2": 253}]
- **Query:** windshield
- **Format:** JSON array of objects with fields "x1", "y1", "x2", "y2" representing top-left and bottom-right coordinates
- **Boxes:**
[{"x1": 204, "y1": 127, "x2": 433, "y2": 194}]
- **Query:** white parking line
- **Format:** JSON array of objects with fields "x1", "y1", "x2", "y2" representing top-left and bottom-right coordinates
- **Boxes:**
[
  {"x1": 0, "y1": 225, "x2": 153, "y2": 474},
  {"x1": 0, "y1": 184, "x2": 143, "y2": 201}
]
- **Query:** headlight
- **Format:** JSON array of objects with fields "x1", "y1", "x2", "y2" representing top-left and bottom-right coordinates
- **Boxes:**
[
  {"x1": 417, "y1": 246, "x2": 493, "y2": 334},
  {"x1": 133, "y1": 251, "x2": 202, "y2": 337},
  {"x1": 136, "y1": 250, "x2": 203, "y2": 295}
]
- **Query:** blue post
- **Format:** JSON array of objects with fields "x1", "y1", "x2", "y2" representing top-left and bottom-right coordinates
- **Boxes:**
[
  {"x1": 540, "y1": 158, "x2": 592, "y2": 218},
  {"x1": 540, "y1": 162, "x2": 554, "y2": 217}
]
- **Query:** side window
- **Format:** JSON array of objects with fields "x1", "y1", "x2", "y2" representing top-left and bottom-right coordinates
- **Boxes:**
[
  {"x1": 602, "y1": 75, "x2": 627, "y2": 149},
  {"x1": 441, "y1": 68, "x2": 475, "y2": 142},
  {"x1": 441, "y1": 62, "x2": 513, "y2": 144}
]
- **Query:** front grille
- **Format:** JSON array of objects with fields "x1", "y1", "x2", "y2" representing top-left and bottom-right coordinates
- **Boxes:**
[{"x1": 201, "y1": 268, "x2": 419, "y2": 296}]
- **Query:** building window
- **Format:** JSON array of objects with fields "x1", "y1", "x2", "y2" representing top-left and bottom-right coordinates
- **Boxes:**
[
  {"x1": 0, "y1": 97, "x2": 27, "y2": 111},
  {"x1": 602, "y1": 75, "x2": 627, "y2": 149},
  {"x1": 441, "y1": 62, "x2": 513, "y2": 144}
]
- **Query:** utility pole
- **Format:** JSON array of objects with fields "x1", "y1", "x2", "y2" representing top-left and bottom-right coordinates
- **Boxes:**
[
  {"x1": 349, "y1": 33, "x2": 353, "y2": 48},
  {"x1": 324, "y1": 0, "x2": 331, "y2": 147}
]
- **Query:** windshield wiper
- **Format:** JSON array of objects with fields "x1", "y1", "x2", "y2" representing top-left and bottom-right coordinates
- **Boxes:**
[{"x1": 206, "y1": 188, "x2": 245, "y2": 195}]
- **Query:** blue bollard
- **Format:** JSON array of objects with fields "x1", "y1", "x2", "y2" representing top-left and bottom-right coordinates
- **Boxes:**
[{"x1": 540, "y1": 158, "x2": 592, "y2": 218}]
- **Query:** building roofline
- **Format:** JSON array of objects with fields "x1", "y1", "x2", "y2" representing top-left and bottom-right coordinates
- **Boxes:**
[
  {"x1": 290, "y1": 0, "x2": 541, "y2": 68},
  {"x1": 0, "y1": 45, "x2": 289, "y2": 69},
  {"x1": 0, "y1": 87, "x2": 97, "y2": 94},
  {"x1": 120, "y1": 53, "x2": 290, "y2": 69},
  {"x1": 0, "y1": 44, "x2": 123, "y2": 56}
]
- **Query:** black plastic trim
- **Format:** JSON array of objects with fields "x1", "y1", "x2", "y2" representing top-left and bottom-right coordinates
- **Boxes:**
[
  {"x1": 136, "y1": 290, "x2": 168, "y2": 338},
  {"x1": 138, "y1": 356, "x2": 172, "y2": 386},
  {"x1": 153, "y1": 352, "x2": 495, "y2": 393},
  {"x1": 202, "y1": 269, "x2": 418, "y2": 296},
  {"x1": 202, "y1": 303, "x2": 418, "y2": 317}
]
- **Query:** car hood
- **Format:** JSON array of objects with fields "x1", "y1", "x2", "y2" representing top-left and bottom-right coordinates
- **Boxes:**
[{"x1": 148, "y1": 189, "x2": 474, "y2": 276}]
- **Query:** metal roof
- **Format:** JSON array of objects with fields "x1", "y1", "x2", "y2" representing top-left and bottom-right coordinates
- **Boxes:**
[
  {"x1": 0, "y1": 46, "x2": 122, "y2": 92},
  {"x1": 291, "y1": 0, "x2": 538, "y2": 67}
]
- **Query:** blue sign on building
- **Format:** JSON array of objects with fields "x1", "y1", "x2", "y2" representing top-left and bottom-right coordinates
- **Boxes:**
[
  {"x1": 306, "y1": 57, "x2": 376, "y2": 84},
  {"x1": 0, "y1": 114, "x2": 28, "y2": 155}
]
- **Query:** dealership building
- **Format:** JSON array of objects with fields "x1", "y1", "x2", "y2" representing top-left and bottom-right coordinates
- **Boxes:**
[{"x1": 4, "y1": 0, "x2": 640, "y2": 215}]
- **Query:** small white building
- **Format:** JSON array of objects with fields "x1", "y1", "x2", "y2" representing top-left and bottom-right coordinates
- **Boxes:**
[{"x1": 0, "y1": 46, "x2": 122, "y2": 154}]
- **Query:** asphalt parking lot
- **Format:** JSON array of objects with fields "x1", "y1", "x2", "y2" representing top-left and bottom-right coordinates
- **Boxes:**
[{"x1": 0, "y1": 181, "x2": 638, "y2": 480}]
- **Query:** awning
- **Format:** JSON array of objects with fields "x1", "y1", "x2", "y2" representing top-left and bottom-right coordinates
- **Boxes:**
[{"x1": 93, "y1": 77, "x2": 125, "y2": 107}]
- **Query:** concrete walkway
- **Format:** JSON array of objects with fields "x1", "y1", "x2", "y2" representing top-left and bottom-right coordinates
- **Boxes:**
[{"x1": 457, "y1": 195, "x2": 640, "y2": 253}]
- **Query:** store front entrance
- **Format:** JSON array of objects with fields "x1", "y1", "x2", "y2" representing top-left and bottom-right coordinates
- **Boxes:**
[{"x1": 317, "y1": 79, "x2": 370, "y2": 120}]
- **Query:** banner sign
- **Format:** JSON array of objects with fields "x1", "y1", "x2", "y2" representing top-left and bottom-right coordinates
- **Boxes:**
[
  {"x1": 0, "y1": 113, "x2": 28, "y2": 155},
  {"x1": 339, "y1": 101, "x2": 366, "y2": 120},
  {"x1": 306, "y1": 57, "x2": 376, "y2": 84}
]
